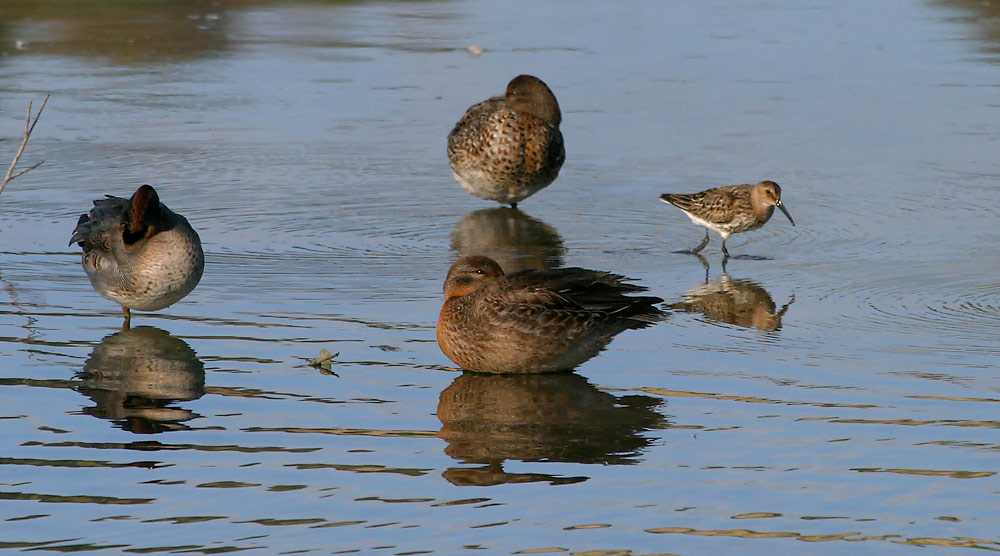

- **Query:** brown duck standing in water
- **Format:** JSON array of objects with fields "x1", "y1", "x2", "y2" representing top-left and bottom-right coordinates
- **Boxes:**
[{"x1": 436, "y1": 256, "x2": 664, "y2": 374}]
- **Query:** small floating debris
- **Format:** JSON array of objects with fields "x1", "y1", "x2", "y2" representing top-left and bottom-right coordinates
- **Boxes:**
[
  {"x1": 306, "y1": 348, "x2": 338, "y2": 375},
  {"x1": 467, "y1": 44, "x2": 483, "y2": 58}
]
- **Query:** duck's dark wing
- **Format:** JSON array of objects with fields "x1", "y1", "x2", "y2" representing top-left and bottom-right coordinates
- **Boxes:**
[{"x1": 500, "y1": 267, "x2": 664, "y2": 326}]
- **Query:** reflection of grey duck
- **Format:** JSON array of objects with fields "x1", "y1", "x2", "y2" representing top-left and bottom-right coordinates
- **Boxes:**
[
  {"x1": 437, "y1": 256, "x2": 665, "y2": 374},
  {"x1": 670, "y1": 273, "x2": 793, "y2": 331},
  {"x1": 447, "y1": 75, "x2": 565, "y2": 208},
  {"x1": 450, "y1": 207, "x2": 565, "y2": 273},
  {"x1": 437, "y1": 372, "x2": 666, "y2": 486},
  {"x1": 70, "y1": 185, "x2": 204, "y2": 328},
  {"x1": 660, "y1": 181, "x2": 795, "y2": 257},
  {"x1": 77, "y1": 326, "x2": 205, "y2": 433}
]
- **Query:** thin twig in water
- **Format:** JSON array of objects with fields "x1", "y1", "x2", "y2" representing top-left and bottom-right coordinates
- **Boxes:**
[{"x1": 0, "y1": 93, "x2": 50, "y2": 198}]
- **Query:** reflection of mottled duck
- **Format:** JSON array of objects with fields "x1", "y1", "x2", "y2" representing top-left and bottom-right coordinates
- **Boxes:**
[
  {"x1": 670, "y1": 273, "x2": 793, "y2": 331},
  {"x1": 450, "y1": 207, "x2": 565, "y2": 273},
  {"x1": 437, "y1": 256, "x2": 665, "y2": 374},
  {"x1": 437, "y1": 372, "x2": 667, "y2": 486},
  {"x1": 76, "y1": 326, "x2": 205, "y2": 433}
]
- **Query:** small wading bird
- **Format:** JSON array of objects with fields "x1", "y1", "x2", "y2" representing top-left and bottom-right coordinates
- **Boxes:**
[
  {"x1": 660, "y1": 180, "x2": 795, "y2": 257},
  {"x1": 70, "y1": 184, "x2": 204, "y2": 329},
  {"x1": 436, "y1": 255, "x2": 664, "y2": 374},
  {"x1": 447, "y1": 75, "x2": 565, "y2": 208}
]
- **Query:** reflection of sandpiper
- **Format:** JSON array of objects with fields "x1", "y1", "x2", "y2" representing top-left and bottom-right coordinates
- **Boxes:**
[
  {"x1": 437, "y1": 256, "x2": 665, "y2": 374},
  {"x1": 660, "y1": 181, "x2": 795, "y2": 258},
  {"x1": 76, "y1": 326, "x2": 205, "y2": 433},
  {"x1": 450, "y1": 207, "x2": 565, "y2": 273},
  {"x1": 671, "y1": 273, "x2": 793, "y2": 331},
  {"x1": 70, "y1": 184, "x2": 204, "y2": 329},
  {"x1": 437, "y1": 372, "x2": 667, "y2": 486},
  {"x1": 447, "y1": 75, "x2": 565, "y2": 208}
]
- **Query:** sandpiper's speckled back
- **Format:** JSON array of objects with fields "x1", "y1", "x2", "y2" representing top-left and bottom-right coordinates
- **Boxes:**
[
  {"x1": 447, "y1": 75, "x2": 565, "y2": 206},
  {"x1": 436, "y1": 256, "x2": 663, "y2": 374},
  {"x1": 70, "y1": 185, "x2": 204, "y2": 313}
]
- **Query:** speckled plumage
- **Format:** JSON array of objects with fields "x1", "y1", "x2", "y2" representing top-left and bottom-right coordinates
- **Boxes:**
[
  {"x1": 660, "y1": 180, "x2": 795, "y2": 256},
  {"x1": 447, "y1": 75, "x2": 565, "y2": 207},
  {"x1": 70, "y1": 185, "x2": 204, "y2": 325},
  {"x1": 436, "y1": 256, "x2": 663, "y2": 374}
]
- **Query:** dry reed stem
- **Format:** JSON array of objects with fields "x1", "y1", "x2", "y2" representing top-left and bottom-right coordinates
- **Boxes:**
[{"x1": 0, "y1": 93, "x2": 50, "y2": 198}]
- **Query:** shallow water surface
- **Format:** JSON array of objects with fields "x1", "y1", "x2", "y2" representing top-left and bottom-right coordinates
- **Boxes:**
[{"x1": 1, "y1": 0, "x2": 999, "y2": 553}]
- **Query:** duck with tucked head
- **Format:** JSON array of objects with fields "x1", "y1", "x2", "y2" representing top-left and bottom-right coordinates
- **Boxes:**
[
  {"x1": 660, "y1": 180, "x2": 795, "y2": 258},
  {"x1": 447, "y1": 75, "x2": 565, "y2": 208},
  {"x1": 437, "y1": 256, "x2": 664, "y2": 374},
  {"x1": 70, "y1": 184, "x2": 204, "y2": 328}
]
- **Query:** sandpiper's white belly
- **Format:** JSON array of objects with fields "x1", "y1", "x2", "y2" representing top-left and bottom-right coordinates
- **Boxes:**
[{"x1": 684, "y1": 211, "x2": 731, "y2": 239}]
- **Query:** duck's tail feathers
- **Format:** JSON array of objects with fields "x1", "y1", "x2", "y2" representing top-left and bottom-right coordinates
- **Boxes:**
[{"x1": 68, "y1": 195, "x2": 128, "y2": 247}]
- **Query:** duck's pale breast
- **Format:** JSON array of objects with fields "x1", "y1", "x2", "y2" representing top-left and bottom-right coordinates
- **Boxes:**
[{"x1": 85, "y1": 222, "x2": 204, "y2": 311}]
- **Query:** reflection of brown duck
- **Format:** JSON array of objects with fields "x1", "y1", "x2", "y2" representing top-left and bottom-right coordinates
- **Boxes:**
[
  {"x1": 670, "y1": 273, "x2": 793, "y2": 331},
  {"x1": 450, "y1": 207, "x2": 565, "y2": 273},
  {"x1": 76, "y1": 326, "x2": 204, "y2": 434},
  {"x1": 437, "y1": 372, "x2": 667, "y2": 486},
  {"x1": 441, "y1": 463, "x2": 586, "y2": 487},
  {"x1": 437, "y1": 256, "x2": 665, "y2": 374}
]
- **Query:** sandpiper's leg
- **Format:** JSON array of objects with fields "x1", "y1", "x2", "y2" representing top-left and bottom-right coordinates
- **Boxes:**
[
  {"x1": 695, "y1": 253, "x2": 710, "y2": 282},
  {"x1": 690, "y1": 230, "x2": 710, "y2": 254},
  {"x1": 121, "y1": 306, "x2": 131, "y2": 332},
  {"x1": 721, "y1": 255, "x2": 728, "y2": 274},
  {"x1": 510, "y1": 201, "x2": 518, "y2": 209},
  {"x1": 721, "y1": 238, "x2": 730, "y2": 258}
]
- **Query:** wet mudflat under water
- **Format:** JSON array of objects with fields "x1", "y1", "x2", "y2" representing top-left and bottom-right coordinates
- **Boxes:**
[{"x1": 1, "y1": 0, "x2": 999, "y2": 554}]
